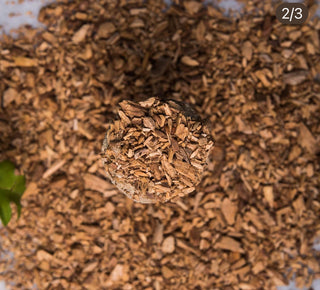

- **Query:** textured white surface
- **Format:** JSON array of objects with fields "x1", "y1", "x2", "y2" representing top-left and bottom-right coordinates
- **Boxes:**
[
  {"x1": 0, "y1": 281, "x2": 5, "y2": 290},
  {"x1": 278, "y1": 279, "x2": 320, "y2": 290},
  {"x1": 206, "y1": 0, "x2": 244, "y2": 16},
  {"x1": 0, "y1": 1, "x2": 319, "y2": 290},
  {"x1": 0, "y1": 0, "x2": 55, "y2": 35}
]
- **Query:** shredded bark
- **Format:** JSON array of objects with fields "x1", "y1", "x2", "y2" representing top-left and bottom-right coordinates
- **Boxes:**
[{"x1": 102, "y1": 98, "x2": 214, "y2": 203}]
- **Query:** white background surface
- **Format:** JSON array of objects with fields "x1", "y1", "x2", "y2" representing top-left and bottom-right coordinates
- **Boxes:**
[
  {"x1": 0, "y1": 0, "x2": 55, "y2": 35},
  {"x1": 0, "y1": 1, "x2": 319, "y2": 290}
]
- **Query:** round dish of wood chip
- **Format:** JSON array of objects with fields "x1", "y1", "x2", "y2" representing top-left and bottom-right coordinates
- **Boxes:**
[{"x1": 101, "y1": 97, "x2": 214, "y2": 203}]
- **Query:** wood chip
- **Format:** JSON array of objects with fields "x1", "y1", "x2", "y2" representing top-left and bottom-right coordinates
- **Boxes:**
[
  {"x1": 181, "y1": 56, "x2": 200, "y2": 66},
  {"x1": 221, "y1": 198, "x2": 237, "y2": 225},
  {"x1": 183, "y1": 1, "x2": 202, "y2": 14},
  {"x1": 283, "y1": 71, "x2": 308, "y2": 85},
  {"x1": 36, "y1": 250, "x2": 53, "y2": 261},
  {"x1": 83, "y1": 173, "x2": 118, "y2": 197},
  {"x1": 162, "y1": 236, "x2": 175, "y2": 254},
  {"x1": 42, "y1": 160, "x2": 66, "y2": 179},
  {"x1": 215, "y1": 236, "x2": 244, "y2": 253},
  {"x1": 22, "y1": 182, "x2": 38, "y2": 198},
  {"x1": 97, "y1": 22, "x2": 116, "y2": 39},
  {"x1": 72, "y1": 24, "x2": 91, "y2": 43},
  {"x1": 110, "y1": 264, "x2": 125, "y2": 281},
  {"x1": 242, "y1": 41, "x2": 253, "y2": 60},
  {"x1": 263, "y1": 186, "x2": 274, "y2": 208},
  {"x1": 83, "y1": 262, "x2": 99, "y2": 273},
  {"x1": 12, "y1": 56, "x2": 37, "y2": 67},
  {"x1": 2, "y1": 88, "x2": 18, "y2": 107},
  {"x1": 298, "y1": 123, "x2": 318, "y2": 154}
]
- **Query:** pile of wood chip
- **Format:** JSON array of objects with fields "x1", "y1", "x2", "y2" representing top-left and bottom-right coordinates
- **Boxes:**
[
  {"x1": 0, "y1": 0, "x2": 319, "y2": 289},
  {"x1": 102, "y1": 97, "x2": 214, "y2": 203}
]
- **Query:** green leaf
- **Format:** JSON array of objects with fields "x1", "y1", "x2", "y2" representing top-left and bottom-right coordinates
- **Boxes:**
[
  {"x1": 12, "y1": 175, "x2": 26, "y2": 196},
  {"x1": 0, "y1": 193, "x2": 12, "y2": 226},
  {"x1": 0, "y1": 160, "x2": 16, "y2": 190},
  {"x1": 0, "y1": 188, "x2": 22, "y2": 218},
  {"x1": 0, "y1": 160, "x2": 26, "y2": 225}
]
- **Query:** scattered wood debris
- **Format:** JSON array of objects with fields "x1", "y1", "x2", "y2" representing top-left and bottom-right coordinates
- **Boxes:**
[{"x1": 0, "y1": 0, "x2": 319, "y2": 289}]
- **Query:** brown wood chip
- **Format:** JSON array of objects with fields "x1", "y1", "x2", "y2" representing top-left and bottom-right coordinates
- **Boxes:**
[
  {"x1": 83, "y1": 174, "x2": 118, "y2": 197},
  {"x1": 72, "y1": 24, "x2": 91, "y2": 43},
  {"x1": 215, "y1": 236, "x2": 244, "y2": 253}
]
